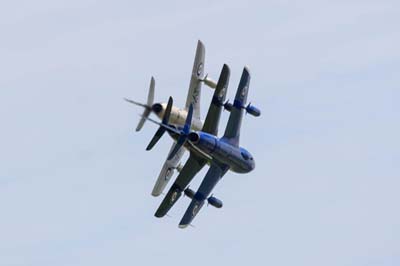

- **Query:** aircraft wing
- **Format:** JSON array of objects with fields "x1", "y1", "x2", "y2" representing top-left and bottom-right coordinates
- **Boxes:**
[
  {"x1": 185, "y1": 40, "x2": 205, "y2": 120},
  {"x1": 178, "y1": 163, "x2": 229, "y2": 228},
  {"x1": 154, "y1": 153, "x2": 206, "y2": 218},
  {"x1": 151, "y1": 142, "x2": 186, "y2": 197},
  {"x1": 201, "y1": 64, "x2": 230, "y2": 136},
  {"x1": 222, "y1": 66, "x2": 250, "y2": 147}
]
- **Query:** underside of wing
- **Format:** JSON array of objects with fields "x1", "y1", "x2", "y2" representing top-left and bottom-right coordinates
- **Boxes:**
[
  {"x1": 151, "y1": 142, "x2": 186, "y2": 197},
  {"x1": 154, "y1": 153, "x2": 206, "y2": 218},
  {"x1": 202, "y1": 64, "x2": 230, "y2": 136},
  {"x1": 185, "y1": 40, "x2": 205, "y2": 120},
  {"x1": 179, "y1": 163, "x2": 229, "y2": 228}
]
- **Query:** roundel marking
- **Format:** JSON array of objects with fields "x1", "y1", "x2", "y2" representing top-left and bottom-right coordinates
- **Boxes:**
[
  {"x1": 219, "y1": 86, "x2": 226, "y2": 98},
  {"x1": 241, "y1": 85, "x2": 248, "y2": 97},
  {"x1": 192, "y1": 204, "x2": 199, "y2": 217},
  {"x1": 171, "y1": 191, "x2": 178, "y2": 203},
  {"x1": 164, "y1": 168, "x2": 172, "y2": 181},
  {"x1": 196, "y1": 63, "x2": 203, "y2": 77}
]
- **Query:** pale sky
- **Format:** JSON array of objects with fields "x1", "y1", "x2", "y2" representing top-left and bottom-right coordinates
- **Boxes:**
[{"x1": 0, "y1": 1, "x2": 399, "y2": 265}]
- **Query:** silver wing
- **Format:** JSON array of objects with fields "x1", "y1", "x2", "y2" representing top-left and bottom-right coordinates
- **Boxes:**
[
  {"x1": 185, "y1": 40, "x2": 205, "y2": 121},
  {"x1": 151, "y1": 142, "x2": 185, "y2": 197},
  {"x1": 151, "y1": 40, "x2": 205, "y2": 196}
]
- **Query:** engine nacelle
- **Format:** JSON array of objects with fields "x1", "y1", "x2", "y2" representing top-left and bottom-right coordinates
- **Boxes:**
[
  {"x1": 245, "y1": 104, "x2": 261, "y2": 117},
  {"x1": 184, "y1": 188, "x2": 195, "y2": 199},
  {"x1": 207, "y1": 196, "x2": 223, "y2": 208},
  {"x1": 224, "y1": 101, "x2": 233, "y2": 112}
]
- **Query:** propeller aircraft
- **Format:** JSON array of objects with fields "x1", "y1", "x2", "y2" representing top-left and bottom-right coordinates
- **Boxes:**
[
  {"x1": 125, "y1": 40, "x2": 217, "y2": 197},
  {"x1": 144, "y1": 65, "x2": 260, "y2": 228}
]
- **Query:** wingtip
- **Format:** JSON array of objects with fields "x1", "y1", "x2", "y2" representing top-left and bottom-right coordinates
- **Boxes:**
[
  {"x1": 222, "y1": 63, "x2": 230, "y2": 72},
  {"x1": 178, "y1": 223, "x2": 189, "y2": 229},
  {"x1": 197, "y1": 39, "x2": 205, "y2": 53},
  {"x1": 154, "y1": 212, "x2": 164, "y2": 218},
  {"x1": 151, "y1": 192, "x2": 160, "y2": 197},
  {"x1": 151, "y1": 187, "x2": 162, "y2": 197},
  {"x1": 150, "y1": 76, "x2": 155, "y2": 87}
]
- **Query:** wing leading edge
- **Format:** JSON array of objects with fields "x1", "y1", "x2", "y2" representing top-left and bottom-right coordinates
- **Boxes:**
[
  {"x1": 185, "y1": 40, "x2": 205, "y2": 120},
  {"x1": 201, "y1": 64, "x2": 230, "y2": 136},
  {"x1": 222, "y1": 66, "x2": 250, "y2": 147}
]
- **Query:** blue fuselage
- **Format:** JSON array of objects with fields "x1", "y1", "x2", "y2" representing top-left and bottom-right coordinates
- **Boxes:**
[{"x1": 170, "y1": 131, "x2": 255, "y2": 173}]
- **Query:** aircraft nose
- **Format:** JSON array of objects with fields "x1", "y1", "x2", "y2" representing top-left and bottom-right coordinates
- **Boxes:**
[
  {"x1": 152, "y1": 103, "x2": 163, "y2": 114},
  {"x1": 249, "y1": 157, "x2": 255, "y2": 171}
]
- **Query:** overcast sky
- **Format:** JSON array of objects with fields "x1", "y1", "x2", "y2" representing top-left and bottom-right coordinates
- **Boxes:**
[{"x1": 0, "y1": 1, "x2": 399, "y2": 265}]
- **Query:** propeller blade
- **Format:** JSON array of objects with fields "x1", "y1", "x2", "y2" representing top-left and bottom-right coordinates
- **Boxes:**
[
  {"x1": 136, "y1": 108, "x2": 151, "y2": 131},
  {"x1": 147, "y1": 77, "x2": 155, "y2": 106},
  {"x1": 141, "y1": 115, "x2": 181, "y2": 135},
  {"x1": 124, "y1": 98, "x2": 149, "y2": 109}
]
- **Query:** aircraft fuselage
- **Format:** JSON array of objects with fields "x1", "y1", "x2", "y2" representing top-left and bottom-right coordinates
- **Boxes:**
[
  {"x1": 153, "y1": 102, "x2": 203, "y2": 131},
  {"x1": 169, "y1": 131, "x2": 255, "y2": 173}
]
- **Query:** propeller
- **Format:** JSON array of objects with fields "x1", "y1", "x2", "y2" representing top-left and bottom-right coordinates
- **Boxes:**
[
  {"x1": 141, "y1": 97, "x2": 212, "y2": 161},
  {"x1": 124, "y1": 77, "x2": 155, "y2": 131},
  {"x1": 167, "y1": 103, "x2": 193, "y2": 160}
]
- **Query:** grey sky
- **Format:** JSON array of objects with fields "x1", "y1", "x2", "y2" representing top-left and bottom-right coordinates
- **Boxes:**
[{"x1": 0, "y1": 1, "x2": 399, "y2": 265}]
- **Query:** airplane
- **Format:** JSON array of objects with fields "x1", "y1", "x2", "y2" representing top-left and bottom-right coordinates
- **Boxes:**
[
  {"x1": 125, "y1": 40, "x2": 217, "y2": 197},
  {"x1": 144, "y1": 65, "x2": 260, "y2": 228}
]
